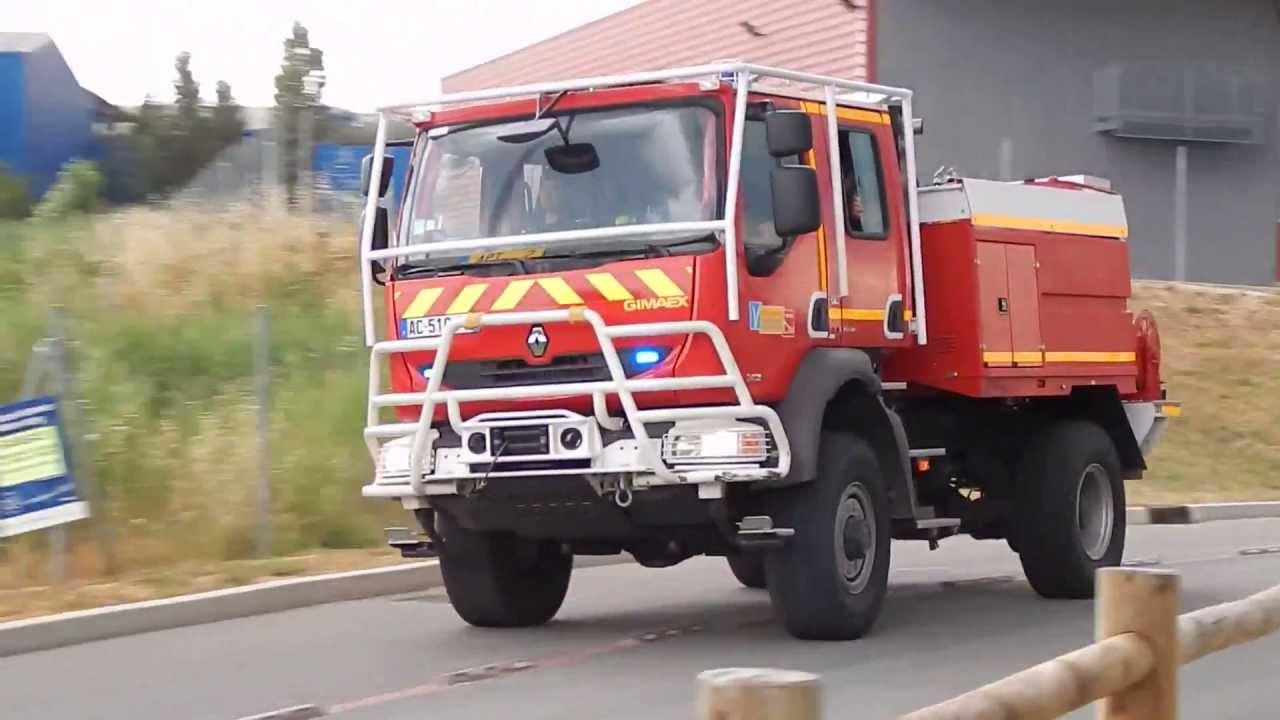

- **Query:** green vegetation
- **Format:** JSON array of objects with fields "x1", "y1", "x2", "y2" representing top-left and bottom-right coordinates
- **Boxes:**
[
  {"x1": 2, "y1": 207, "x2": 391, "y2": 582},
  {"x1": 1, "y1": 209, "x2": 1275, "y2": 593},
  {"x1": 33, "y1": 161, "x2": 105, "y2": 219},
  {"x1": 0, "y1": 167, "x2": 31, "y2": 220}
]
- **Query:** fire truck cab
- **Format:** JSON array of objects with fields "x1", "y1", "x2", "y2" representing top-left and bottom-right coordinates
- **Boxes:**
[{"x1": 356, "y1": 63, "x2": 1177, "y2": 640}]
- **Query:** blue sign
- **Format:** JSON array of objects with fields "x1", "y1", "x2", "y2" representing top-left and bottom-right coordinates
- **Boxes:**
[
  {"x1": 312, "y1": 143, "x2": 413, "y2": 211},
  {"x1": 0, "y1": 397, "x2": 88, "y2": 538}
]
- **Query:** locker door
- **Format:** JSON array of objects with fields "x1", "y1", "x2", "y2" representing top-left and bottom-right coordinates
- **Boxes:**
[
  {"x1": 1005, "y1": 244, "x2": 1044, "y2": 366},
  {"x1": 975, "y1": 242, "x2": 1012, "y2": 367}
]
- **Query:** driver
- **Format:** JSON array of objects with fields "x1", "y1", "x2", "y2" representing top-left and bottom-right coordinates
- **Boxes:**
[{"x1": 535, "y1": 167, "x2": 638, "y2": 230}]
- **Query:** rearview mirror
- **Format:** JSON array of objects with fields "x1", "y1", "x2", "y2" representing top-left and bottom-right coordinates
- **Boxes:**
[
  {"x1": 361, "y1": 154, "x2": 395, "y2": 198},
  {"x1": 545, "y1": 143, "x2": 600, "y2": 174},
  {"x1": 764, "y1": 111, "x2": 813, "y2": 158},
  {"x1": 771, "y1": 166, "x2": 821, "y2": 237}
]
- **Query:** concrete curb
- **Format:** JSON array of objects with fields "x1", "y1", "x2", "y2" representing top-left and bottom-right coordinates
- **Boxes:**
[
  {"x1": 0, "y1": 560, "x2": 443, "y2": 658},
  {"x1": 6, "y1": 503, "x2": 1280, "y2": 658},
  {"x1": 1127, "y1": 502, "x2": 1280, "y2": 526},
  {"x1": 0, "y1": 555, "x2": 629, "y2": 658}
]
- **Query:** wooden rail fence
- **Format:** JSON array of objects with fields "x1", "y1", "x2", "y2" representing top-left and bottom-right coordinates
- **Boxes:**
[{"x1": 698, "y1": 568, "x2": 1280, "y2": 720}]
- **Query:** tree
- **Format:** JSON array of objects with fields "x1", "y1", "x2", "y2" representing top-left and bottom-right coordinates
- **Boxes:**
[
  {"x1": 173, "y1": 52, "x2": 202, "y2": 129},
  {"x1": 274, "y1": 21, "x2": 326, "y2": 206},
  {"x1": 212, "y1": 81, "x2": 246, "y2": 147}
]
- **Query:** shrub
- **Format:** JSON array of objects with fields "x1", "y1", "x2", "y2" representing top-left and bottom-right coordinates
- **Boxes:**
[
  {"x1": 0, "y1": 168, "x2": 30, "y2": 219},
  {"x1": 34, "y1": 160, "x2": 105, "y2": 218}
]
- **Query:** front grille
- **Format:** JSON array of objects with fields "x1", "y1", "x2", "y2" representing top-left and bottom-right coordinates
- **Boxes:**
[{"x1": 442, "y1": 353, "x2": 610, "y2": 389}]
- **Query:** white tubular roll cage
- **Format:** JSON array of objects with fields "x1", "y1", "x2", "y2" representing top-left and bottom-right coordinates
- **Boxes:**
[
  {"x1": 358, "y1": 61, "x2": 927, "y2": 346},
  {"x1": 357, "y1": 63, "x2": 927, "y2": 496}
]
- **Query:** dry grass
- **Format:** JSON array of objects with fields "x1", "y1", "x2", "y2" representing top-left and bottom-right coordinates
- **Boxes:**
[
  {"x1": 2, "y1": 207, "x2": 1277, "y2": 617},
  {"x1": 0, "y1": 547, "x2": 405, "y2": 622},
  {"x1": 90, "y1": 204, "x2": 360, "y2": 317},
  {"x1": 1127, "y1": 281, "x2": 1280, "y2": 504}
]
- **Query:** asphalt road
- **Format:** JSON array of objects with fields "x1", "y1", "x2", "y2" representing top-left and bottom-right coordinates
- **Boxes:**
[{"x1": 5, "y1": 519, "x2": 1279, "y2": 720}]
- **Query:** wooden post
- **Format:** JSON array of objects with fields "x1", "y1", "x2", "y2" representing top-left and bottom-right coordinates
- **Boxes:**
[
  {"x1": 698, "y1": 668, "x2": 820, "y2": 720},
  {"x1": 1096, "y1": 567, "x2": 1180, "y2": 720}
]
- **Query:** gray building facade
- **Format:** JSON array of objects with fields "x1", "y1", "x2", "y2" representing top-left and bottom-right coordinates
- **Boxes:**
[{"x1": 877, "y1": 0, "x2": 1280, "y2": 284}]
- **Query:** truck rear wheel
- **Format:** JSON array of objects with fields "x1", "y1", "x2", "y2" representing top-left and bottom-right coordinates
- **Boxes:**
[
  {"x1": 1015, "y1": 420, "x2": 1126, "y2": 599},
  {"x1": 764, "y1": 433, "x2": 891, "y2": 640},
  {"x1": 726, "y1": 551, "x2": 767, "y2": 589},
  {"x1": 437, "y1": 514, "x2": 572, "y2": 628}
]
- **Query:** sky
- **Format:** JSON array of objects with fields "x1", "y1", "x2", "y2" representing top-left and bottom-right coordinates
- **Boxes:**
[{"x1": 0, "y1": 0, "x2": 641, "y2": 111}]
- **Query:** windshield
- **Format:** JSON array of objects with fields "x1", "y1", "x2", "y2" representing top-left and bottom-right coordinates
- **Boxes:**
[{"x1": 399, "y1": 104, "x2": 719, "y2": 272}]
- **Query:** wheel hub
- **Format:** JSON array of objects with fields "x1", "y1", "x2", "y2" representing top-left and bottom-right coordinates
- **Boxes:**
[
  {"x1": 834, "y1": 484, "x2": 877, "y2": 593},
  {"x1": 1076, "y1": 463, "x2": 1115, "y2": 561},
  {"x1": 842, "y1": 516, "x2": 870, "y2": 561}
]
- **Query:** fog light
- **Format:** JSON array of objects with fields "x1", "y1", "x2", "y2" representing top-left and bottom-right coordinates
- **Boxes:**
[
  {"x1": 661, "y1": 422, "x2": 769, "y2": 464},
  {"x1": 377, "y1": 436, "x2": 414, "y2": 478},
  {"x1": 559, "y1": 427, "x2": 583, "y2": 451},
  {"x1": 466, "y1": 432, "x2": 488, "y2": 454}
]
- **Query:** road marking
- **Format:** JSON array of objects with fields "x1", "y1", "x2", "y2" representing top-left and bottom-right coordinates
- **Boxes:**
[
  {"x1": 234, "y1": 705, "x2": 326, "y2": 720},
  {"x1": 1239, "y1": 545, "x2": 1280, "y2": 557},
  {"x1": 320, "y1": 617, "x2": 754, "y2": 715}
]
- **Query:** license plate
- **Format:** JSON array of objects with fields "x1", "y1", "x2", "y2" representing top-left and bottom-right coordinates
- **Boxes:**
[{"x1": 399, "y1": 315, "x2": 478, "y2": 339}]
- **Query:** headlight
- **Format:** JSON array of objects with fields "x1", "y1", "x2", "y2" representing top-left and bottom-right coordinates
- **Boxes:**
[
  {"x1": 377, "y1": 436, "x2": 415, "y2": 478},
  {"x1": 661, "y1": 422, "x2": 769, "y2": 464}
]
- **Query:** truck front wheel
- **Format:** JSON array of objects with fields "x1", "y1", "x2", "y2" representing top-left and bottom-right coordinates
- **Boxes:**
[
  {"x1": 437, "y1": 514, "x2": 572, "y2": 628},
  {"x1": 1015, "y1": 420, "x2": 1126, "y2": 599},
  {"x1": 726, "y1": 551, "x2": 767, "y2": 589},
  {"x1": 764, "y1": 433, "x2": 891, "y2": 640}
]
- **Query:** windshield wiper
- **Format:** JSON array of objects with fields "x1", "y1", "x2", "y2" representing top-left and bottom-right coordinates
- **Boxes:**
[
  {"x1": 395, "y1": 259, "x2": 528, "y2": 279},
  {"x1": 536, "y1": 244, "x2": 669, "y2": 262},
  {"x1": 535, "y1": 233, "x2": 719, "y2": 262}
]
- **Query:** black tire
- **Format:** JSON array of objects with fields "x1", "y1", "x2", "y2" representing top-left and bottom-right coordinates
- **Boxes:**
[
  {"x1": 764, "y1": 433, "x2": 891, "y2": 640},
  {"x1": 1015, "y1": 420, "x2": 1126, "y2": 599},
  {"x1": 726, "y1": 551, "x2": 767, "y2": 589},
  {"x1": 437, "y1": 514, "x2": 572, "y2": 628}
]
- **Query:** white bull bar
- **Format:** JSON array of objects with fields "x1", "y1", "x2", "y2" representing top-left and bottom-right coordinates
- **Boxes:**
[{"x1": 364, "y1": 307, "x2": 791, "y2": 496}]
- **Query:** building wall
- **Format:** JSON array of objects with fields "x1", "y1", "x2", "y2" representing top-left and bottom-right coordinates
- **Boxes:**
[
  {"x1": 444, "y1": 0, "x2": 871, "y2": 92},
  {"x1": 20, "y1": 40, "x2": 93, "y2": 198},
  {"x1": 0, "y1": 55, "x2": 28, "y2": 180},
  {"x1": 878, "y1": 0, "x2": 1280, "y2": 284}
]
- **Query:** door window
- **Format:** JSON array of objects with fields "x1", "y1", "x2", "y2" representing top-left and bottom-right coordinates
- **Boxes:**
[{"x1": 837, "y1": 129, "x2": 887, "y2": 239}]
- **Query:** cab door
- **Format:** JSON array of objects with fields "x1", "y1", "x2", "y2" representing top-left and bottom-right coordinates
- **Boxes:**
[
  {"x1": 722, "y1": 102, "x2": 835, "y2": 400},
  {"x1": 824, "y1": 108, "x2": 911, "y2": 348}
]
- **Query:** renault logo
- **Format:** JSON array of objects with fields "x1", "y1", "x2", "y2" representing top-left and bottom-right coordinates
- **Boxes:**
[{"x1": 526, "y1": 325, "x2": 549, "y2": 358}]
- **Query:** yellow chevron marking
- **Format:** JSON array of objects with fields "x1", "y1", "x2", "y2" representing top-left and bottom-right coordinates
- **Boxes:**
[
  {"x1": 489, "y1": 279, "x2": 534, "y2": 311},
  {"x1": 585, "y1": 273, "x2": 633, "y2": 302},
  {"x1": 537, "y1": 277, "x2": 584, "y2": 305},
  {"x1": 445, "y1": 283, "x2": 489, "y2": 314},
  {"x1": 402, "y1": 287, "x2": 443, "y2": 318},
  {"x1": 634, "y1": 268, "x2": 684, "y2": 298}
]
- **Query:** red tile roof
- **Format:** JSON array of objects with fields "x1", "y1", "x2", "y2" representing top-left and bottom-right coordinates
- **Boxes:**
[{"x1": 443, "y1": 0, "x2": 871, "y2": 92}]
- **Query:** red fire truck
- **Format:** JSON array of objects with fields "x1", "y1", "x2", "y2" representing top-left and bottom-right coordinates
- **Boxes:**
[{"x1": 356, "y1": 63, "x2": 1178, "y2": 640}]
